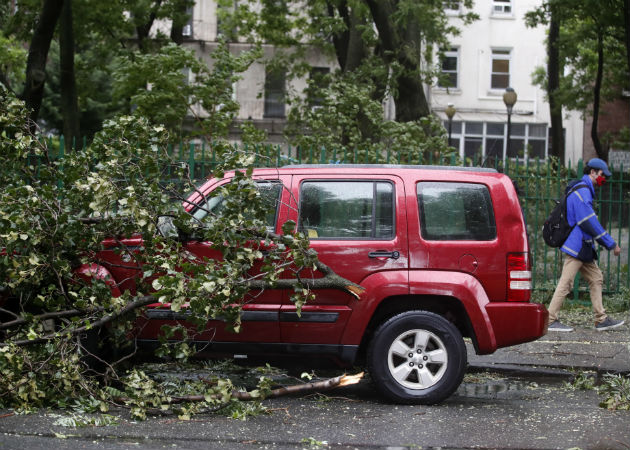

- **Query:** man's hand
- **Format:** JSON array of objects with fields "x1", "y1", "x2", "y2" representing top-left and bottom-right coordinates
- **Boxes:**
[{"x1": 613, "y1": 245, "x2": 622, "y2": 256}]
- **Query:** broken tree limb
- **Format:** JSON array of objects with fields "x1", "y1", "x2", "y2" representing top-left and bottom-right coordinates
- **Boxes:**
[
  {"x1": 0, "y1": 295, "x2": 156, "y2": 346},
  {"x1": 114, "y1": 372, "x2": 365, "y2": 405},
  {"x1": 233, "y1": 371, "x2": 365, "y2": 400},
  {"x1": 247, "y1": 260, "x2": 365, "y2": 300},
  {"x1": 0, "y1": 308, "x2": 89, "y2": 330},
  {"x1": 76, "y1": 217, "x2": 365, "y2": 300}
]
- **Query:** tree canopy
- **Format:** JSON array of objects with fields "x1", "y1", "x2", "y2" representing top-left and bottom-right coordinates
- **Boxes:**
[
  {"x1": 0, "y1": 82, "x2": 369, "y2": 417},
  {"x1": 0, "y1": 1, "x2": 468, "y2": 417}
]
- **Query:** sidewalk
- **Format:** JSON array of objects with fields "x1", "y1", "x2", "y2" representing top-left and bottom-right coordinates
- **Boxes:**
[{"x1": 467, "y1": 319, "x2": 630, "y2": 376}]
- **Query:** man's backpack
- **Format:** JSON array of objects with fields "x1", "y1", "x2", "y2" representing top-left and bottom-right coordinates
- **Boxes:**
[{"x1": 542, "y1": 183, "x2": 587, "y2": 248}]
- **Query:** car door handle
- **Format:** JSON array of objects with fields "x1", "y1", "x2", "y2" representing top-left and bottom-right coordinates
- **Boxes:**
[{"x1": 368, "y1": 250, "x2": 400, "y2": 259}]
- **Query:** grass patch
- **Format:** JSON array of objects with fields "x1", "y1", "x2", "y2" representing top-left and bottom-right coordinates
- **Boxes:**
[{"x1": 564, "y1": 371, "x2": 630, "y2": 411}]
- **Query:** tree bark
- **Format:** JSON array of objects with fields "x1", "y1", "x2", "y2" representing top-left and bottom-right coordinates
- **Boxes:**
[
  {"x1": 21, "y1": 0, "x2": 64, "y2": 126},
  {"x1": 59, "y1": 0, "x2": 80, "y2": 152},
  {"x1": 136, "y1": 0, "x2": 163, "y2": 52},
  {"x1": 624, "y1": 0, "x2": 630, "y2": 94},
  {"x1": 547, "y1": 10, "x2": 565, "y2": 165},
  {"x1": 591, "y1": 30, "x2": 605, "y2": 160},
  {"x1": 364, "y1": 0, "x2": 430, "y2": 121},
  {"x1": 329, "y1": 1, "x2": 368, "y2": 73},
  {"x1": 247, "y1": 259, "x2": 365, "y2": 300}
]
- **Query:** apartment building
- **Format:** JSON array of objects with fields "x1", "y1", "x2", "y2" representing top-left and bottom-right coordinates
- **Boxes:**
[
  {"x1": 178, "y1": 0, "x2": 583, "y2": 163},
  {"x1": 432, "y1": 0, "x2": 582, "y2": 164}
]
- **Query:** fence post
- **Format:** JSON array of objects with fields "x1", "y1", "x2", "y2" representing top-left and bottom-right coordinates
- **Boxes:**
[
  {"x1": 188, "y1": 143, "x2": 195, "y2": 179},
  {"x1": 57, "y1": 135, "x2": 65, "y2": 190},
  {"x1": 200, "y1": 141, "x2": 206, "y2": 179}
]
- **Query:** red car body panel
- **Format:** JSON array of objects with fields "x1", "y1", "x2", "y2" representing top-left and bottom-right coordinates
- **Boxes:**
[{"x1": 75, "y1": 165, "x2": 548, "y2": 364}]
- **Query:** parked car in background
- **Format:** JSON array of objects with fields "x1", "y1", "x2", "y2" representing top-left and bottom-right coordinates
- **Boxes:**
[{"x1": 84, "y1": 164, "x2": 549, "y2": 404}]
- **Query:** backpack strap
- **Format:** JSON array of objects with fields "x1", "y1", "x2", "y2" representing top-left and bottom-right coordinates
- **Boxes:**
[{"x1": 565, "y1": 182, "x2": 587, "y2": 199}]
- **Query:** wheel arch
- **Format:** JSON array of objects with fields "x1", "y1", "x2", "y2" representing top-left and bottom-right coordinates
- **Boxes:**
[{"x1": 356, "y1": 294, "x2": 478, "y2": 362}]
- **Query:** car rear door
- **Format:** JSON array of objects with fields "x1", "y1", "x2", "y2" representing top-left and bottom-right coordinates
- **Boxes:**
[{"x1": 409, "y1": 175, "x2": 506, "y2": 301}]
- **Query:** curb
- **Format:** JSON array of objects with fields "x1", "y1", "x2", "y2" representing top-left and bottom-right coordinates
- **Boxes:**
[
  {"x1": 468, "y1": 362, "x2": 630, "y2": 379},
  {"x1": 468, "y1": 363, "x2": 574, "y2": 379}
]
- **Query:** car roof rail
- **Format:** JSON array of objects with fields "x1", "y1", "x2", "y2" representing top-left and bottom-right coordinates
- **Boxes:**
[{"x1": 280, "y1": 163, "x2": 498, "y2": 173}]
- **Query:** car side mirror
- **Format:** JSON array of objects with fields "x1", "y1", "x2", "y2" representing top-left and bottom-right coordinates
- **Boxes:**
[{"x1": 156, "y1": 215, "x2": 180, "y2": 240}]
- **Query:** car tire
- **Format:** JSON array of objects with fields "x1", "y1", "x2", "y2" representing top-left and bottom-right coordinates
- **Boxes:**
[{"x1": 367, "y1": 310, "x2": 467, "y2": 404}]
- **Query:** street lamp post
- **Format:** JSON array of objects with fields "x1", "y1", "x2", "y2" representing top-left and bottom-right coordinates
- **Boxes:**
[
  {"x1": 445, "y1": 103, "x2": 456, "y2": 148},
  {"x1": 503, "y1": 87, "x2": 517, "y2": 159}
]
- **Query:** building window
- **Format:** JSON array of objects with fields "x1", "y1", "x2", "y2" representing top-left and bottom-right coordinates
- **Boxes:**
[
  {"x1": 444, "y1": 0, "x2": 461, "y2": 12},
  {"x1": 491, "y1": 49, "x2": 511, "y2": 90},
  {"x1": 264, "y1": 69, "x2": 286, "y2": 118},
  {"x1": 492, "y1": 0, "x2": 512, "y2": 14},
  {"x1": 443, "y1": 121, "x2": 549, "y2": 163},
  {"x1": 438, "y1": 47, "x2": 459, "y2": 89},
  {"x1": 182, "y1": 6, "x2": 193, "y2": 37}
]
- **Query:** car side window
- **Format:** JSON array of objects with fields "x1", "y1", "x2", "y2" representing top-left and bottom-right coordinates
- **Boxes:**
[
  {"x1": 193, "y1": 181, "x2": 282, "y2": 231},
  {"x1": 417, "y1": 182, "x2": 496, "y2": 241},
  {"x1": 298, "y1": 181, "x2": 394, "y2": 239}
]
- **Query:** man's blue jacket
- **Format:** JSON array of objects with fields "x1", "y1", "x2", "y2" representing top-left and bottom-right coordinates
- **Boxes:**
[{"x1": 561, "y1": 174, "x2": 616, "y2": 262}]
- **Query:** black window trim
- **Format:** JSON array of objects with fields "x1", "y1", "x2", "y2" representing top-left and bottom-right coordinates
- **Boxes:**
[
  {"x1": 417, "y1": 180, "x2": 497, "y2": 242},
  {"x1": 297, "y1": 178, "x2": 396, "y2": 241},
  {"x1": 191, "y1": 179, "x2": 283, "y2": 232}
]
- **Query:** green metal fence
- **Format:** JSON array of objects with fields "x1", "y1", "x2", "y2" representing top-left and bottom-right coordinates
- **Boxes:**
[{"x1": 38, "y1": 137, "x2": 630, "y2": 300}]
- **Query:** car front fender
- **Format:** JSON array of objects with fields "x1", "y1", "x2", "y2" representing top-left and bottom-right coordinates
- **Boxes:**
[{"x1": 74, "y1": 264, "x2": 122, "y2": 298}]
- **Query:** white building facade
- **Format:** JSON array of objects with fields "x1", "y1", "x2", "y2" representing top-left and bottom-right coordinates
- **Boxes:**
[{"x1": 432, "y1": 0, "x2": 583, "y2": 165}]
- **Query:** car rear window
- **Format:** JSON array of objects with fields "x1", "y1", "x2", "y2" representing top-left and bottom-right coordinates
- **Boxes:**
[
  {"x1": 298, "y1": 181, "x2": 394, "y2": 239},
  {"x1": 417, "y1": 182, "x2": 496, "y2": 241}
]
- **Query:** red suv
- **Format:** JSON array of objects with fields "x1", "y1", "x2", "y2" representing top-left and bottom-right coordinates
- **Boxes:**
[{"x1": 94, "y1": 165, "x2": 548, "y2": 404}]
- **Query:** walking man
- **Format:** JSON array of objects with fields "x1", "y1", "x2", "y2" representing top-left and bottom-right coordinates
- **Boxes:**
[{"x1": 548, "y1": 158, "x2": 625, "y2": 332}]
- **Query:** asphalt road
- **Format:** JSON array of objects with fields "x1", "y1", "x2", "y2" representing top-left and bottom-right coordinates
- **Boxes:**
[
  {"x1": 0, "y1": 369, "x2": 628, "y2": 450},
  {"x1": 1, "y1": 321, "x2": 629, "y2": 450}
]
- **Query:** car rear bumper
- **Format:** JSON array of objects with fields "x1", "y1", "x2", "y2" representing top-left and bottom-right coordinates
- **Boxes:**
[{"x1": 482, "y1": 302, "x2": 549, "y2": 353}]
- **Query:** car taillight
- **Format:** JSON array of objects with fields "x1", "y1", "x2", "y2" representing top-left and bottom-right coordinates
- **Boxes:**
[{"x1": 507, "y1": 252, "x2": 531, "y2": 302}]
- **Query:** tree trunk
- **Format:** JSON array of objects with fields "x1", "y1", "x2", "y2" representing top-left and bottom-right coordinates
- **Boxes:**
[
  {"x1": 547, "y1": 10, "x2": 564, "y2": 165},
  {"x1": 59, "y1": 0, "x2": 80, "y2": 152},
  {"x1": 136, "y1": 0, "x2": 162, "y2": 52},
  {"x1": 0, "y1": 71, "x2": 12, "y2": 93},
  {"x1": 170, "y1": 0, "x2": 191, "y2": 45},
  {"x1": 364, "y1": 0, "x2": 430, "y2": 121},
  {"x1": 625, "y1": 0, "x2": 630, "y2": 82},
  {"x1": 21, "y1": 0, "x2": 64, "y2": 126},
  {"x1": 591, "y1": 30, "x2": 605, "y2": 160},
  {"x1": 329, "y1": 1, "x2": 368, "y2": 73}
]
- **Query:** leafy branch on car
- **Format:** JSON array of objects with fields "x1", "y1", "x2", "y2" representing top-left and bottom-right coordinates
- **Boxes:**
[{"x1": 0, "y1": 87, "x2": 363, "y2": 417}]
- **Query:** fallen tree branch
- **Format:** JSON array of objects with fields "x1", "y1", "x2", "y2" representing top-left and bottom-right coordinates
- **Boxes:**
[
  {"x1": 1, "y1": 308, "x2": 90, "y2": 330},
  {"x1": 75, "y1": 218, "x2": 365, "y2": 300},
  {"x1": 1, "y1": 295, "x2": 156, "y2": 347},
  {"x1": 115, "y1": 372, "x2": 364, "y2": 405},
  {"x1": 247, "y1": 260, "x2": 365, "y2": 300}
]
